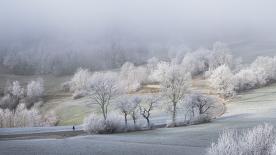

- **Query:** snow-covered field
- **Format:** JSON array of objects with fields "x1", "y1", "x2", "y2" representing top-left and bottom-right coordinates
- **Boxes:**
[{"x1": 1, "y1": 83, "x2": 276, "y2": 155}]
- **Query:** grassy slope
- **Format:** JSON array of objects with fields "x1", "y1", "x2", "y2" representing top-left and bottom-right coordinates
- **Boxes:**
[
  {"x1": 0, "y1": 73, "x2": 225, "y2": 126},
  {"x1": 2, "y1": 84, "x2": 276, "y2": 155}
]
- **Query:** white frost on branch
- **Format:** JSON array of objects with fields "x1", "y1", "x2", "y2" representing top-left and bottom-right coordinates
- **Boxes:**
[
  {"x1": 209, "y1": 65, "x2": 235, "y2": 98},
  {"x1": 160, "y1": 63, "x2": 191, "y2": 126},
  {"x1": 88, "y1": 71, "x2": 120, "y2": 120},
  {"x1": 207, "y1": 124, "x2": 276, "y2": 155},
  {"x1": 25, "y1": 78, "x2": 44, "y2": 109}
]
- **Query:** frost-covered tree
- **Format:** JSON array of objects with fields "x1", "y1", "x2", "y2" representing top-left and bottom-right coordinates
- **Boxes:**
[
  {"x1": 119, "y1": 62, "x2": 148, "y2": 92},
  {"x1": 168, "y1": 45, "x2": 189, "y2": 64},
  {"x1": 89, "y1": 72, "x2": 120, "y2": 120},
  {"x1": 69, "y1": 68, "x2": 91, "y2": 96},
  {"x1": 207, "y1": 124, "x2": 276, "y2": 155},
  {"x1": 183, "y1": 93, "x2": 216, "y2": 119},
  {"x1": 116, "y1": 96, "x2": 141, "y2": 127},
  {"x1": 119, "y1": 62, "x2": 141, "y2": 92},
  {"x1": 116, "y1": 97, "x2": 130, "y2": 127},
  {"x1": 0, "y1": 81, "x2": 24, "y2": 112},
  {"x1": 209, "y1": 42, "x2": 233, "y2": 70},
  {"x1": 250, "y1": 56, "x2": 276, "y2": 85},
  {"x1": 149, "y1": 61, "x2": 171, "y2": 83},
  {"x1": 181, "y1": 49, "x2": 211, "y2": 76},
  {"x1": 139, "y1": 95, "x2": 159, "y2": 128},
  {"x1": 0, "y1": 104, "x2": 43, "y2": 128},
  {"x1": 209, "y1": 65, "x2": 235, "y2": 98},
  {"x1": 119, "y1": 62, "x2": 135, "y2": 80},
  {"x1": 232, "y1": 56, "x2": 276, "y2": 92},
  {"x1": 147, "y1": 57, "x2": 159, "y2": 72},
  {"x1": 160, "y1": 63, "x2": 191, "y2": 126},
  {"x1": 129, "y1": 97, "x2": 141, "y2": 126},
  {"x1": 180, "y1": 42, "x2": 237, "y2": 77},
  {"x1": 25, "y1": 79, "x2": 44, "y2": 109},
  {"x1": 234, "y1": 69, "x2": 258, "y2": 92},
  {"x1": 208, "y1": 55, "x2": 276, "y2": 95}
]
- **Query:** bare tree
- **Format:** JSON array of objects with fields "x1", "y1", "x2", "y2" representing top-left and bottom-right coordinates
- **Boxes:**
[
  {"x1": 89, "y1": 72, "x2": 120, "y2": 120},
  {"x1": 184, "y1": 93, "x2": 216, "y2": 118},
  {"x1": 139, "y1": 95, "x2": 159, "y2": 128},
  {"x1": 160, "y1": 63, "x2": 191, "y2": 126}
]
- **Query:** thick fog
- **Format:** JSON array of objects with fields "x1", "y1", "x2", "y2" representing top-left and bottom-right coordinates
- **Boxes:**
[{"x1": 0, "y1": 0, "x2": 275, "y2": 74}]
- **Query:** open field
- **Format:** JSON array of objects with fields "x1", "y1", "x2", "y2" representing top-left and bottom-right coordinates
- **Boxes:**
[{"x1": 1, "y1": 83, "x2": 276, "y2": 155}]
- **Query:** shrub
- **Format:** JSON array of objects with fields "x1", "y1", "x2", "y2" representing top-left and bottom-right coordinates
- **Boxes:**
[
  {"x1": 83, "y1": 113, "x2": 124, "y2": 134},
  {"x1": 61, "y1": 81, "x2": 71, "y2": 92},
  {"x1": 166, "y1": 114, "x2": 211, "y2": 128},
  {"x1": 42, "y1": 111, "x2": 59, "y2": 126},
  {"x1": 72, "y1": 90, "x2": 87, "y2": 99},
  {"x1": 166, "y1": 120, "x2": 188, "y2": 128},
  {"x1": 190, "y1": 114, "x2": 212, "y2": 125},
  {"x1": 207, "y1": 124, "x2": 276, "y2": 155}
]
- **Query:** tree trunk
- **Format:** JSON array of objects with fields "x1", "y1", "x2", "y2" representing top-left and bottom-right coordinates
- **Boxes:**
[
  {"x1": 172, "y1": 102, "x2": 177, "y2": 125},
  {"x1": 132, "y1": 114, "x2": 136, "y2": 126},
  {"x1": 102, "y1": 106, "x2": 106, "y2": 120},
  {"x1": 124, "y1": 113, "x2": 128, "y2": 128},
  {"x1": 199, "y1": 109, "x2": 203, "y2": 115},
  {"x1": 146, "y1": 117, "x2": 150, "y2": 128},
  {"x1": 105, "y1": 105, "x2": 108, "y2": 120}
]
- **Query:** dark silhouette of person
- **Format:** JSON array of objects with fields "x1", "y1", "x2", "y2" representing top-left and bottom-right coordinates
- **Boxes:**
[{"x1": 72, "y1": 126, "x2": 75, "y2": 131}]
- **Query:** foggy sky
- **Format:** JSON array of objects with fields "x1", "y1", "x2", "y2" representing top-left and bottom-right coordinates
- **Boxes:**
[{"x1": 0, "y1": 0, "x2": 276, "y2": 56}]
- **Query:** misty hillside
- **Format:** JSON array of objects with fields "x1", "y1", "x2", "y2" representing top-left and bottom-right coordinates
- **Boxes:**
[
  {"x1": 0, "y1": 0, "x2": 276, "y2": 75},
  {"x1": 1, "y1": 1, "x2": 276, "y2": 155}
]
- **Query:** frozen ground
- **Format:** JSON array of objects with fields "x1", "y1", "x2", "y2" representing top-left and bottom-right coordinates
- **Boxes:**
[{"x1": 0, "y1": 84, "x2": 276, "y2": 155}]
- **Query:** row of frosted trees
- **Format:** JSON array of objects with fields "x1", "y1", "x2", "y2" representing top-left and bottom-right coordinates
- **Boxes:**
[
  {"x1": 0, "y1": 79, "x2": 58, "y2": 128},
  {"x1": 68, "y1": 42, "x2": 276, "y2": 133},
  {"x1": 69, "y1": 61, "x2": 218, "y2": 133}
]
